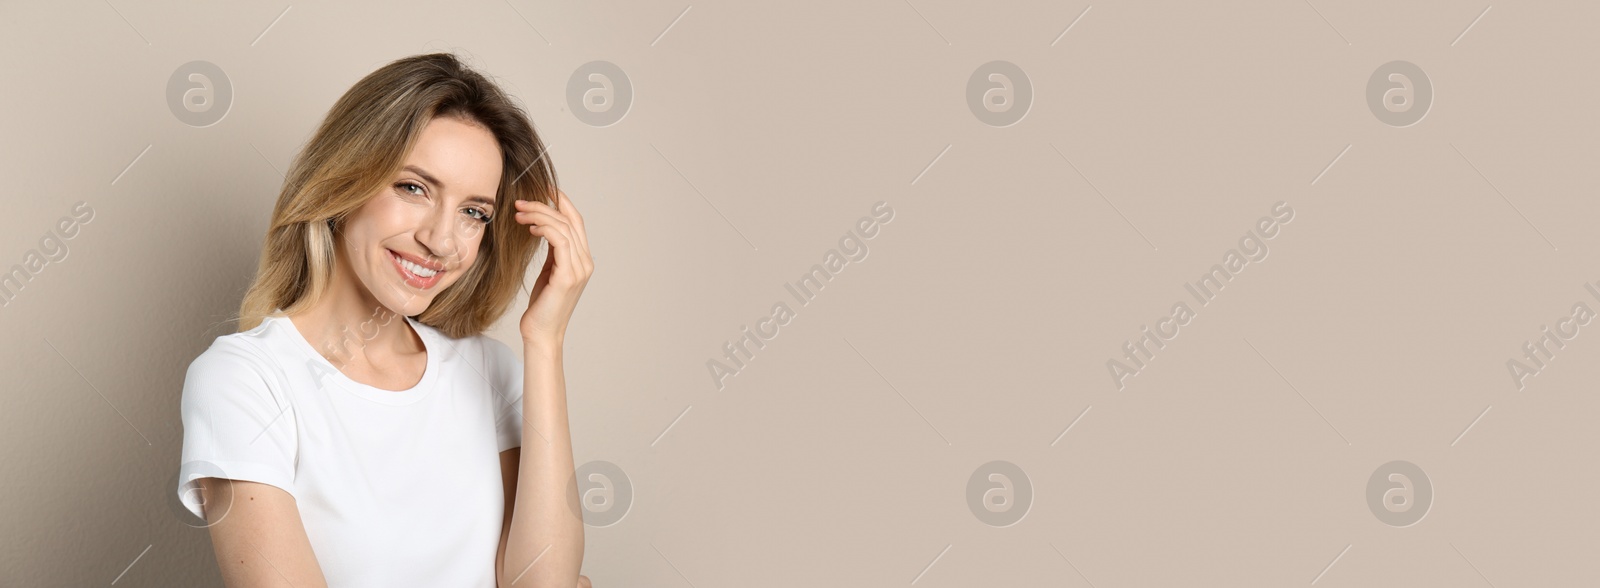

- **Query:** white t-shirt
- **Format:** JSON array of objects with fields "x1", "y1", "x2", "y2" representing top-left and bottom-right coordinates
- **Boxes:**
[{"x1": 176, "y1": 313, "x2": 526, "y2": 587}]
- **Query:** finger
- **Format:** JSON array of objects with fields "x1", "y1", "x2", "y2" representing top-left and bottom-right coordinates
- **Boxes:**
[
  {"x1": 529, "y1": 240, "x2": 554, "y2": 294},
  {"x1": 524, "y1": 196, "x2": 583, "y2": 278},
  {"x1": 555, "y1": 190, "x2": 590, "y2": 262},
  {"x1": 513, "y1": 209, "x2": 573, "y2": 239},
  {"x1": 517, "y1": 197, "x2": 577, "y2": 231},
  {"x1": 515, "y1": 201, "x2": 577, "y2": 241},
  {"x1": 526, "y1": 223, "x2": 573, "y2": 256},
  {"x1": 517, "y1": 197, "x2": 589, "y2": 281},
  {"x1": 525, "y1": 229, "x2": 554, "y2": 300},
  {"x1": 516, "y1": 210, "x2": 575, "y2": 268},
  {"x1": 515, "y1": 195, "x2": 564, "y2": 213},
  {"x1": 527, "y1": 223, "x2": 578, "y2": 283},
  {"x1": 544, "y1": 191, "x2": 591, "y2": 279},
  {"x1": 519, "y1": 196, "x2": 584, "y2": 246}
]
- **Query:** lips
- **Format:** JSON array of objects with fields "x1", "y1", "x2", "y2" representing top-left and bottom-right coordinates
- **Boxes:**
[{"x1": 387, "y1": 248, "x2": 444, "y2": 289}]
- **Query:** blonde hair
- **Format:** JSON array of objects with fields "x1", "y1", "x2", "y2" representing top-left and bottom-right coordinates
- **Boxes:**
[{"x1": 236, "y1": 52, "x2": 556, "y2": 339}]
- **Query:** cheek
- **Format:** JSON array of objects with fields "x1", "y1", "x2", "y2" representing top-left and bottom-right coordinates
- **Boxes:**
[
  {"x1": 366, "y1": 197, "x2": 422, "y2": 231},
  {"x1": 345, "y1": 199, "x2": 410, "y2": 243},
  {"x1": 455, "y1": 242, "x2": 483, "y2": 274}
]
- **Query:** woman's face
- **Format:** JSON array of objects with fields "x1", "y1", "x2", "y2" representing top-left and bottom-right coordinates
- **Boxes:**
[{"x1": 337, "y1": 115, "x2": 503, "y2": 317}]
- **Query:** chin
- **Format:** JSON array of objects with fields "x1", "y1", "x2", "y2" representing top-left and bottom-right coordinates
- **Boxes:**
[
  {"x1": 388, "y1": 280, "x2": 448, "y2": 313},
  {"x1": 390, "y1": 296, "x2": 433, "y2": 317}
]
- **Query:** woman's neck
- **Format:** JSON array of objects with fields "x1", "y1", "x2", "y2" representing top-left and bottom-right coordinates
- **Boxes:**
[{"x1": 289, "y1": 262, "x2": 422, "y2": 370}]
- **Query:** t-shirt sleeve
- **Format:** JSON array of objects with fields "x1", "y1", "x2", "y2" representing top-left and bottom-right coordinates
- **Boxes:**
[
  {"x1": 487, "y1": 337, "x2": 526, "y2": 452},
  {"x1": 176, "y1": 338, "x2": 299, "y2": 521}
]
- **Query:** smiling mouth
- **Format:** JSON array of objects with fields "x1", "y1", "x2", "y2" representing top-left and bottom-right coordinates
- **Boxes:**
[{"x1": 387, "y1": 249, "x2": 444, "y2": 289}]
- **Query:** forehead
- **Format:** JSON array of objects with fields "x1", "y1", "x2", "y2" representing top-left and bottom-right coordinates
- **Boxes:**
[{"x1": 405, "y1": 116, "x2": 503, "y2": 197}]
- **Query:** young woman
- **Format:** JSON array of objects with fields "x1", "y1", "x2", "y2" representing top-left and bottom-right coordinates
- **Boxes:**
[{"x1": 176, "y1": 53, "x2": 594, "y2": 588}]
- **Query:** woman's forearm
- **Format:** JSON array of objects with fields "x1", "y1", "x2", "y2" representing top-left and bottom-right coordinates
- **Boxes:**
[{"x1": 500, "y1": 339, "x2": 585, "y2": 587}]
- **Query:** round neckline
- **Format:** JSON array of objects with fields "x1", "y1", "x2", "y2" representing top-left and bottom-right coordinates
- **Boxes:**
[{"x1": 273, "y1": 313, "x2": 439, "y2": 406}]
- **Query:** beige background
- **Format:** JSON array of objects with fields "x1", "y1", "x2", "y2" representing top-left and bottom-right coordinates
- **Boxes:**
[{"x1": 3, "y1": 0, "x2": 1597, "y2": 585}]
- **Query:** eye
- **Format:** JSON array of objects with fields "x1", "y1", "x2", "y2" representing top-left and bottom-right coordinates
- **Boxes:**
[
  {"x1": 395, "y1": 181, "x2": 425, "y2": 197},
  {"x1": 464, "y1": 207, "x2": 493, "y2": 224}
]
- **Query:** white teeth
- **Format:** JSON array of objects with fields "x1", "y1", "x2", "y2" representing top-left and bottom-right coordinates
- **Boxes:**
[{"x1": 394, "y1": 253, "x2": 439, "y2": 278}]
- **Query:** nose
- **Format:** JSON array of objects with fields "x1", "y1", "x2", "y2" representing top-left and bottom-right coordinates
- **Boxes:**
[{"x1": 412, "y1": 207, "x2": 466, "y2": 268}]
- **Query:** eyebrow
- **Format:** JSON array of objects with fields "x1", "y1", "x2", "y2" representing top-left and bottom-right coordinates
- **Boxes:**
[{"x1": 403, "y1": 165, "x2": 496, "y2": 207}]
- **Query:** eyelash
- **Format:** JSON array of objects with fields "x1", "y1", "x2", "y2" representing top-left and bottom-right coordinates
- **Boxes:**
[{"x1": 396, "y1": 181, "x2": 493, "y2": 224}]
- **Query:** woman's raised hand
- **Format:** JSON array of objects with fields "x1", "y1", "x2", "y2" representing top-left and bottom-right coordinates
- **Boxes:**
[{"x1": 514, "y1": 188, "x2": 593, "y2": 345}]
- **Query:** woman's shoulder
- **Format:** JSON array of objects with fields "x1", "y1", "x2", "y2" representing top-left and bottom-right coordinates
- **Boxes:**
[
  {"x1": 185, "y1": 316, "x2": 300, "y2": 381},
  {"x1": 470, "y1": 332, "x2": 517, "y2": 359},
  {"x1": 427, "y1": 326, "x2": 521, "y2": 388},
  {"x1": 179, "y1": 317, "x2": 308, "y2": 411},
  {"x1": 472, "y1": 333, "x2": 520, "y2": 371},
  {"x1": 415, "y1": 320, "x2": 514, "y2": 360}
]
